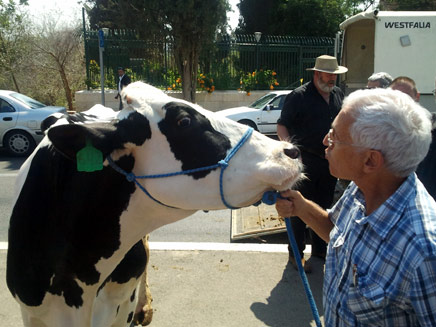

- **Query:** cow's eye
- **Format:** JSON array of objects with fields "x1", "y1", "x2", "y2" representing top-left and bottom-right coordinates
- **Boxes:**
[{"x1": 177, "y1": 117, "x2": 191, "y2": 127}]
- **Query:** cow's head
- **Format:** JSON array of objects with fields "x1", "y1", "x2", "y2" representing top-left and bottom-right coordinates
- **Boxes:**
[{"x1": 47, "y1": 82, "x2": 302, "y2": 211}]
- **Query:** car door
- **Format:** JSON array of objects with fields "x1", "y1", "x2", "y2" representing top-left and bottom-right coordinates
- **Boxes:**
[
  {"x1": 258, "y1": 95, "x2": 286, "y2": 135},
  {"x1": 0, "y1": 97, "x2": 18, "y2": 142}
]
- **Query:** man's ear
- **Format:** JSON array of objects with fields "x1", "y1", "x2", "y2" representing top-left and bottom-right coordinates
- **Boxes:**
[
  {"x1": 362, "y1": 149, "x2": 384, "y2": 173},
  {"x1": 47, "y1": 123, "x2": 119, "y2": 160}
]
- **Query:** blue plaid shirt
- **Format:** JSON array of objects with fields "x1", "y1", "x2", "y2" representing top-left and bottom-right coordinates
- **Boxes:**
[{"x1": 325, "y1": 173, "x2": 436, "y2": 327}]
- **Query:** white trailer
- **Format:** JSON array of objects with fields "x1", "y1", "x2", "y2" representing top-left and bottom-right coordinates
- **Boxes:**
[{"x1": 339, "y1": 10, "x2": 436, "y2": 112}]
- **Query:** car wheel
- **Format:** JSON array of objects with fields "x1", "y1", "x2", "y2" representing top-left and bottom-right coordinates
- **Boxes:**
[
  {"x1": 5, "y1": 130, "x2": 36, "y2": 157},
  {"x1": 237, "y1": 119, "x2": 258, "y2": 131}
]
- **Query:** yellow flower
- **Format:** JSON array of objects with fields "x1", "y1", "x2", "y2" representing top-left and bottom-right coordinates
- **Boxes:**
[
  {"x1": 172, "y1": 84, "x2": 176, "y2": 88},
  {"x1": 247, "y1": 92, "x2": 251, "y2": 96},
  {"x1": 274, "y1": 81, "x2": 279, "y2": 86},
  {"x1": 272, "y1": 71, "x2": 277, "y2": 76},
  {"x1": 270, "y1": 85, "x2": 274, "y2": 90}
]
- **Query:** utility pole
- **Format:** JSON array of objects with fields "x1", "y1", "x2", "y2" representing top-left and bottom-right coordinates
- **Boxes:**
[{"x1": 98, "y1": 29, "x2": 105, "y2": 105}]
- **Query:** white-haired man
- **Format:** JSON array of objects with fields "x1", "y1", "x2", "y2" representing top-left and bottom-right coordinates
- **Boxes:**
[
  {"x1": 367, "y1": 71, "x2": 393, "y2": 89},
  {"x1": 276, "y1": 88, "x2": 436, "y2": 326}
]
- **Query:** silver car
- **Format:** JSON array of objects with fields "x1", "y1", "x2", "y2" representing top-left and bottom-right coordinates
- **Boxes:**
[
  {"x1": 216, "y1": 90, "x2": 292, "y2": 135},
  {"x1": 0, "y1": 90, "x2": 66, "y2": 156}
]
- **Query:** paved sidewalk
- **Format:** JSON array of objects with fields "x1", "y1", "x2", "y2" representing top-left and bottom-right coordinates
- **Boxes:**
[{"x1": 1, "y1": 247, "x2": 325, "y2": 327}]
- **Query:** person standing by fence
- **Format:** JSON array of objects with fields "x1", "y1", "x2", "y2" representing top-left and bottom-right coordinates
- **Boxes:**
[
  {"x1": 277, "y1": 55, "x2": 348, "y2": 273},
  {"x1": 115, "y1": 67, "x2": 131, "y2": 110}
]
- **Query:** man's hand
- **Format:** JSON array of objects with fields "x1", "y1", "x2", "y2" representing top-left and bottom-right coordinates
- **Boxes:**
[
  {"x1": 275, "y1": 189, "x2": 305, "y2": 217},
  {"x1": 276, "y1": 189, "x2": 333, "y2": 242}
]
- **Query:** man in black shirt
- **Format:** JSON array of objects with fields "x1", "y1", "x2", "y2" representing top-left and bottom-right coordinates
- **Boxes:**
[
  {"x1": 115, "y1": 67, "x2": 132, "y2": 110},
  {"x1": 277, "y1": 55, "x2": 347, "y2": 272}
]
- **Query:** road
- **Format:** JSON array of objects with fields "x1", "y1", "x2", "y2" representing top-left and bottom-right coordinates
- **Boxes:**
[{"x1": 0, "y1": 150, "x2": 26, "y2": 243}]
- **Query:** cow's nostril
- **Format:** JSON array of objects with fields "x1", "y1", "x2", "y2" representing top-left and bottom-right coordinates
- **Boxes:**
[{"x1": 284, "y1": 147, "x2": 300, "y2": 159}]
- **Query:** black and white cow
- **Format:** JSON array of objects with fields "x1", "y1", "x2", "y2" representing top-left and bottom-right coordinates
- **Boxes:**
[{"x1": 6, "y1": 82, "x2": 303, "y2": 327}]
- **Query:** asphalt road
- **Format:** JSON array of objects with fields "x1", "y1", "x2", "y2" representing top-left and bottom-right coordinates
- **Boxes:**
[{"x1": 0, "y1": 150, "x2": 26, "y2": 242}]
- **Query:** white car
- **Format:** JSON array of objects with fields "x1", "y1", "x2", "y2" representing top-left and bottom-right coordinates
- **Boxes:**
[
  {"x1": 217, "y1": 90, "x2": 292, "y2": 135},
  {"x1": 0, "y1": 90, "x2": 66, "y2": 156}
]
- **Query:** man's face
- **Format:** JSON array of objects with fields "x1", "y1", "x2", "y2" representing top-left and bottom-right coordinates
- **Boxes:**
[
  {"x1": 316, "y1": 71, "x2": 337, "y2": 93},
  {"x1": 366, "y1": 80, "x2": 381, "y2": 89},
  {"x1": 118, "y1": 69, "x2": 124, "y2": 77},
  {"x1": 323, "y1": 107, "x2": 367, "y2": 180},
  {"x1": 390, "y1": 83, "x2": 419, "y2": 102}
]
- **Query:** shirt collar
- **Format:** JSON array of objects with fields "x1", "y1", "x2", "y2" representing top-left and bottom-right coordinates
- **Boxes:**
[{"x1": 354, "y1": 174, "x2": 416, "y2": 239}]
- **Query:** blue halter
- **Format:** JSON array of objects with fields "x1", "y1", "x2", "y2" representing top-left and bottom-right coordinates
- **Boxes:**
[{"x1": 107, "y1": 127, "x2": 254, "y2": 210}]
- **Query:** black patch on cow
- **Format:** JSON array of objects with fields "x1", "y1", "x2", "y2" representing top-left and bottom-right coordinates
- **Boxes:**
[
  {"x1": 6, "y1": 112, "x2": 152, "y2": 308},
  {"x1": 127, "y1": 311, "x2": 134, "y2": 323},
  {"x1": 97, "y1": 241, "x2": 147, "y2": 297},
  {"x1": 130, "y1": 288, "x2": 137, "y2": 302},
  {"x1": 117, "y1": 305, "x2": 120, "y2": 315},
  {"x1": 47, "y1": 112, "x2": 151, "y2": 160},
  {"x1": 158, "y1": 102, "x2": 231, "y2": 179},
  {"x1": 41, "y1": 115, "x2": 61, "y2": 133},
  {"x1": 41, "y1": 112, "x2": 104, "y2": 133}
]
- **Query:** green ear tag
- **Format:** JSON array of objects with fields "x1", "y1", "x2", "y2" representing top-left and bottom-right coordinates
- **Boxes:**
[{"x1": 76, "y1": 140, "x2": 103, "y2": 172}]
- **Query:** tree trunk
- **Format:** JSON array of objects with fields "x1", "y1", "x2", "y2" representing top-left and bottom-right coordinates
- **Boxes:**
[
  {"x1": 181, "y1": 59, "x2": 193, "y2": 103},
  {"x1": 175, "y1": 40, "x2": 198, "y2": 103},
  {"x1": 58, "y1": 66, "x2": 74, "y2": 111},
  {"x1": 11, "y1": 71, "x2": 20, "y2": 93}
]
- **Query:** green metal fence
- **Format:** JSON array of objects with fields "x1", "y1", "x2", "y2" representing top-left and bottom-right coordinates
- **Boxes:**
[{"x1": 83, "y1": 28, "x2": 335, "y2": 91}]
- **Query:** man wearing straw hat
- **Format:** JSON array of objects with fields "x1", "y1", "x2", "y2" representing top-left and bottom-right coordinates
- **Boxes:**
[{"x1": 277, "y1": 55, "x2": 348, "y2": 272}]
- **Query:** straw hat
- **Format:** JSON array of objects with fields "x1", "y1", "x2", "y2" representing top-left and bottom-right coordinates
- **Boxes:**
[{"x1": 306, "y1": 55, "x2": 348, "y2": 74}]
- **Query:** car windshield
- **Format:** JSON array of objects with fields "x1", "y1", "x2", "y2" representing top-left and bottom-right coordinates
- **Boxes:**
[
  {"x1": 248, "y1": 94, "x2": 277, "y2": 109},
  {"x1": 10, "y1": 92, "x2": 46, "y2": 109}
]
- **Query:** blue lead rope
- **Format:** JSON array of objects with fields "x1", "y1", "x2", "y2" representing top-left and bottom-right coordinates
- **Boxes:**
[{"x1": 262, "y1": 191, "x2": 323, "y2": 327}]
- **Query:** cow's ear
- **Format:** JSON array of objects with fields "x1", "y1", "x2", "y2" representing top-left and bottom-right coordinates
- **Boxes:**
[{"x1": 47, "y1": 123, "x2": 118, "y2": 160}]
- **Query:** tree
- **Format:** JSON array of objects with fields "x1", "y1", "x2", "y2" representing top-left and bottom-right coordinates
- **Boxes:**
[
  {"x1": 158, "y1": 0, "x2": 229, "y2": 102},
  {"x1": 379, "y1": 0, "x2": 436, "y2": 10},
  {"x1": 86, "y1": 0, "x2": 229, "y2": 102},
  {"x1": 0, "y1": 0, "x2": 29, "y2": 92},
  {"x1": 236, "y1": 0, "x2": 375, "y2": 37},
  {"x1": 30, "y1": 25, "x2": 85, "y2": 111}
]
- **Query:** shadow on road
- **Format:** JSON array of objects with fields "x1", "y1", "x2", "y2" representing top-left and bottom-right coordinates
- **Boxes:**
[
  {"x1": 0, "y1": 149, "x2": 27, "y2": 171},
  {"x1": 250, "y1": 258, "x2": 325, "y2": 327}
]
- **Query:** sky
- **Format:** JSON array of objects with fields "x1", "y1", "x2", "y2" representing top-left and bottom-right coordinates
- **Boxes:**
[{"x1": 26, "y1": 0, "x2": 240, "y2": 29}]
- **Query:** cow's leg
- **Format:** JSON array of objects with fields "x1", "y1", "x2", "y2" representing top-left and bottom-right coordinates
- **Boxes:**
[
  {"x1": 133, "y1": 235, "x2": 153, "y2": 326},
  {"x1": 93, "y1": 240, "x2": 150, "y2": 327}
]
